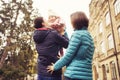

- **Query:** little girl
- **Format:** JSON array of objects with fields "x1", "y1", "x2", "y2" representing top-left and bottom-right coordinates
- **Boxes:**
[{"x1": 48, "y1": 15, "x2": 67, "y2": 57}]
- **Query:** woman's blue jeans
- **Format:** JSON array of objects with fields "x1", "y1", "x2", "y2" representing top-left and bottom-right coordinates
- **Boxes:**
[{"x1": 37, "y1": 75, "x2": 61, "y2": 80}]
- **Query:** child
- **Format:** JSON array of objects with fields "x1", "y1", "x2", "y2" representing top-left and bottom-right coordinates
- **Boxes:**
[{"x1": 48, "y1": 15, "x2": 67, "y2": 57}]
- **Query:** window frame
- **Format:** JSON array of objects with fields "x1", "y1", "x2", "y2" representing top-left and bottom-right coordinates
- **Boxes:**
[
  {"x1": 107, "y1": 34, "x2": 114, "y2": 49},
  {"x1": 105, "y1": 12, "x2": 110, "y2": 26},
  {"x1": 110, "y1": 61, "x2": 117, "y2": 80},
  {"x1": 114, "y1": 0, "x2": 120, "y2": 15}
]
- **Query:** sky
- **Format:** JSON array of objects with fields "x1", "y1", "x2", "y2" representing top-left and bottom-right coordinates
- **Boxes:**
[
  {"x1": 0, "y1": 0, "x2": 91, "y2": 37},
  {"x1": 33, "y1": 0, "x2": 91, "y2": 37}
]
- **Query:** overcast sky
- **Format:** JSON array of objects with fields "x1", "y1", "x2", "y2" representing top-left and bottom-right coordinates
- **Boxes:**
[{"x1": 33, "y1": 0, "x2": 91, "y2": 37}]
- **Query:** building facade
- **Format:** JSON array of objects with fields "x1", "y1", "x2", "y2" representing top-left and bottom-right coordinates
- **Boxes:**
[{"x1": 89, "y1": 0, "x2": 120, "y2": 80}]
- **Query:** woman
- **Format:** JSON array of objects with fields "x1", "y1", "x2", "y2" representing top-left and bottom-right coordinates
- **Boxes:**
[
  {"x1": 47, "y1": 11, "x2": 95, "y2": 80},
  {"x1": 33, "y1": 17, "x2": 69, "y2": 80}
]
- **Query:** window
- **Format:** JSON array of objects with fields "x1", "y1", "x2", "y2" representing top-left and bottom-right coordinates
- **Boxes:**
[
  {"x1": 93, "y1": 66, "x2": 98, "y2": 80},
  {"x1": 100, "y1": 41, "x2": 106, "y2": 53},
  {"x1": 108, "y1": 34, "x2": 114, "y2": 49},
  {"x1": 106, "y1": 12, "x2": 110, "y2": 26},
  {"x1": 114, "y1": 0, "x2": 120, "y2": 15},
  {"x1": 102, "y1": 65, "x2": 107, "y2": 80},
  {"x1": 110, "y1": 61, "x2": 117, "y2": 80},
  {"x1": 118, "y1": 27, "x2": 120, "y2": 38},
  {"x1": 99, "y1": 22, "x2": 103, "y2": 33}
]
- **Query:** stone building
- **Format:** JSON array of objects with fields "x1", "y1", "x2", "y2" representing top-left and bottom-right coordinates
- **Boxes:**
[{"x1": 89, "y1": 0, "x2": 120, "y2": 80}]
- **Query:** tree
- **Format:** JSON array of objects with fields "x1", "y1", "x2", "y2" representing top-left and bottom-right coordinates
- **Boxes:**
[{"x1": 0, "y1": 0, "x2": 38, "y2": 79}]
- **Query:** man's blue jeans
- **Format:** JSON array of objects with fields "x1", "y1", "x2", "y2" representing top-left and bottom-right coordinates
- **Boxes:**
[{"x1": 37, "y1": 75, "x2": 61, "y2": 80}]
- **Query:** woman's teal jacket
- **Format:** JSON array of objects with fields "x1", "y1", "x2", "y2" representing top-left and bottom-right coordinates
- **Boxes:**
[{"x1": 54, "y1": 28, "x2": 95, "y2": 80}]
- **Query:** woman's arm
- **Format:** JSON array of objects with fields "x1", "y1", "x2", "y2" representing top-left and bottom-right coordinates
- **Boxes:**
[{"x1": 47, "y1": 31, "x2": 82, "y2": 72}]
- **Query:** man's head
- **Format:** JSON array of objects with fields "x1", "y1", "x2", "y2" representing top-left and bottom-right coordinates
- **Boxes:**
[{"x1": 34, "y1": 17, "x2": 44, "y2": 29}]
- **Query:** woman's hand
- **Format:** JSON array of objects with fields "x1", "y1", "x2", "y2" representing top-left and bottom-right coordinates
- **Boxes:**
[{"x1": 47, "y1": 63, "x2": 54, "y2": 74}]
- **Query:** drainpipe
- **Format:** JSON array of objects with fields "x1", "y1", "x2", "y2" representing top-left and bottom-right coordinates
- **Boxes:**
[{"x1": 107, "y1": 0, "x2": 120, "y2": 79}]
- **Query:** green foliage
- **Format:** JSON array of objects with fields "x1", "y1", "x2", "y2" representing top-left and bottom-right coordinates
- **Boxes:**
[
  {"x1": 0, "y1": 0, "x2": 38, "y2": 79},
  {"x1": 1, "y1": 65, "x2": 26, "y2": 80}
]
